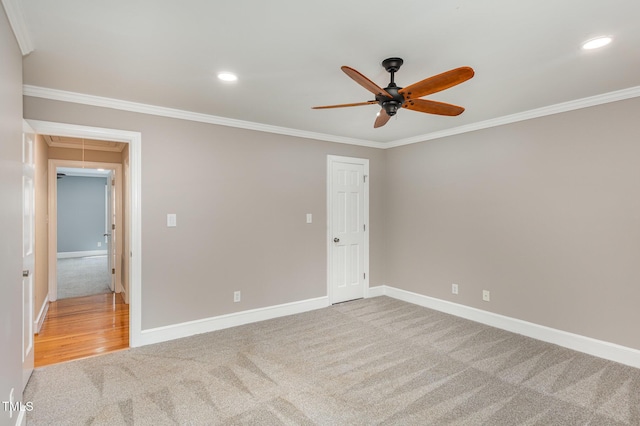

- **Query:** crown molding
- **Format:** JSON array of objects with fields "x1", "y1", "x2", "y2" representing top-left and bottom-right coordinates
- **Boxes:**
[
  {"x1": 22, "y1": 85, "x2": 385, "y2": 149},
  {"x1": 1, "y1": 0, "x2": 34, "y2": 55},
  {"x1": 386, "y1": 85, "x2": 640, "y2": 148},
  {"x1": 24, "y1": 84, "x2": 640, "y2": 149}
]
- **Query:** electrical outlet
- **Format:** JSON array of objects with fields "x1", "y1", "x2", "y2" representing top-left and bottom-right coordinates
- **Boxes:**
[
  {"x1": 97, "y1": 242, "x2": 102, "y2": 247},
  {"x1": 451, "y1": 283, "x2": 458, "y2": 295},
  {"x1": 233, "y1": 291, "x2": 241, "y2": 303},
  {"x1": 483, "y1": 290, "x2": 490, "y2": 302}
]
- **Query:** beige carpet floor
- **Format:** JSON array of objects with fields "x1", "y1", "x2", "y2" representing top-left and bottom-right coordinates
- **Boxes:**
[
  {"x1": 24, "y1": 296, "x2": 640, "y2": 425},
  {"x1": 57, "y1": 256, "x2": 111, "y2": 299}
]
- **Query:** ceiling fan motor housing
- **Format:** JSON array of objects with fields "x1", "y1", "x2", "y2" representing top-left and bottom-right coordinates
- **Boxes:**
[{"x1": 376, "y1": 85, "x2": 404, "y2": 116}]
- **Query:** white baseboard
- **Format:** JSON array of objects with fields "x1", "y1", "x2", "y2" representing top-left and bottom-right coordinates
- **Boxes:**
[
  {"x1": 140, "y1": 296, "x2": 330, "y2": 346},
  {"x1": 120, "y1": 286, "x2": 128, "y2": 304},
  {"x1": 57, "y1": 250, "x2": 108, "y2": 259},
  {"x1": 34, "y1": 295, "x2": 49, "y2": 334},
  {"x1": 372, "y1": 285, "x2": 640, "y2": 369},
  {"x1": 136, "y1": 285, "x2": 640, "y2": 368}
]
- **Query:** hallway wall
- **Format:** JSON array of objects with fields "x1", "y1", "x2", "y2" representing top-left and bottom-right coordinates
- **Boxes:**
[{"x1": 34, "y1": 134, "x2": 49, "y2": 326}]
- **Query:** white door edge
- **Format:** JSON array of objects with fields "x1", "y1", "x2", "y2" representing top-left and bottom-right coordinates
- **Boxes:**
[
  {"x1": 106, "y1": 170, "x2": 119, "y2": 293},
  {"x1": 326, "y1": 155, "x2": 370, "y2": 304},
  {"x1": 28, "y1": 119, "x2": 143, "y2": 348}
]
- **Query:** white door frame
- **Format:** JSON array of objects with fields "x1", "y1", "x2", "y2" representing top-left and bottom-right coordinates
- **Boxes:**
[
  {"x1": 26, "y1": 120, "x2": 143, "y2": 348},
  {"x1": 326, "y1": 155, "x2": 370, "y2": 304},
  {"x1": 48, "y1": 159, "x2": 122, "y2": 299}
]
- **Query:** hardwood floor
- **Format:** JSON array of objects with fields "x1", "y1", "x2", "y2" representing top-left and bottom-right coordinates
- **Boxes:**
[{"x1": 35, "y1": 292, "x2": 129, "y2": 367}]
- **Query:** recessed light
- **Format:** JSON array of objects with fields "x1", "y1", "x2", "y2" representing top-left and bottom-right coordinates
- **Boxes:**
[
  {"x1": 217, "y1": 72, "x2": 238, "y2": 82},
  {"x1": 582, "y1": 36, "x2": 612, "y2": 50}
]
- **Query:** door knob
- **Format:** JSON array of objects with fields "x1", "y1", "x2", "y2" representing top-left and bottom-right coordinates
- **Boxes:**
[
  {"x1": 333, "y1": 238, "x2": 340, "y2": 243},
  {"x1": 103, "y1": 233, "x2": 111, "y2": 237}
]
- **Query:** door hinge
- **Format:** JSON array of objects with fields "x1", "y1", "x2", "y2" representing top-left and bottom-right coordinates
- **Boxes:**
[
  {"x1": 363, "y1": 272, "x2": 366, "y2": 279},
  {"x1": 112, "y1": 268, "x2": 115, "y2": 275},
  {"x1": 363, "y1": 175, "x2": 368, "y2": 183},
  {"x1": 363, "y1": 224, "x2": 366, "y2": 231},
  {"x1": 112, "y1": 224, "x2": 116, "y2": 230}
]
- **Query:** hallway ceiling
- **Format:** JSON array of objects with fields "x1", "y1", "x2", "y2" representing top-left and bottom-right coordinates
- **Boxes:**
[
  {"x1": 19, "y1": 0, "x2": 640, "y2": 144},
  {"x1": 44, "y1": 135, "x2": 126, "y2": 152}
]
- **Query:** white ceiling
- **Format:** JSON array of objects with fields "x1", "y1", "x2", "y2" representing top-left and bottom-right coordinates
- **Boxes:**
[{"x1": 18, "y1": 0, "x2": 640, "y2": 144}]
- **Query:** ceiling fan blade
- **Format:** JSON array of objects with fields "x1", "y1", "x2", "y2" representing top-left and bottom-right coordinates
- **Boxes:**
[
  {"x1": 403, "y1": 99, "x2": 465, "y2": 116},
  {"x1": 312, "y1": 100, "x2": 377, "y2": 109},
  {"x1": 374, "y1": 109, "x2": 391, "y2": 128},
  {"x1": 399, "y1": 67, "x2": 474, "y2": 100},
  {"x1": 342, "y1": 66, "x2": 393, "y2": 98}
]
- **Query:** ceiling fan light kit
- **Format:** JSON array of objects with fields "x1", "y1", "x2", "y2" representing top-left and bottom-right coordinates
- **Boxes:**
[{"x1": 313, "y1": 57, "x2": 474, "y2": 128}]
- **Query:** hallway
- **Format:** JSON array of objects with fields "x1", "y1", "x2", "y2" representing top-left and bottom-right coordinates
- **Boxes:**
[{"x1": 35, "y1": 292, "x2": 129, "y2": 367}]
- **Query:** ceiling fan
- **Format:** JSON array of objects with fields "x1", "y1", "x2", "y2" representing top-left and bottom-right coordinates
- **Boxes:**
[{"x1": 313, "y1": 58, "x2": 474, "y2": 128}]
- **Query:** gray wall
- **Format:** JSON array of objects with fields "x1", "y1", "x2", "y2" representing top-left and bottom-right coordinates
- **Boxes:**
[
  {"x1": 0, "y1": 6, "x2": 27, "y2": 425},
  {"x1": 57, "y1": 176, "x2": 108, "y2": 253},
  {"x1": 385, "y1": 96, "x2": 640, "y2": 350},
  {"x1": 22, "y1": 82, "x2": 640, "y2": 352},
  {"x1": 24, "y1": 97, "x2": 387, "y2": 330}
]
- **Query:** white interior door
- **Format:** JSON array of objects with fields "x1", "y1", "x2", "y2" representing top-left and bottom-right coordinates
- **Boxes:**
[
  {"x1": 22, "y1": 124, "x2": 35, "y2": 390},
  {"x1": 106, "y1": 172, "x2": 115, "y2": 291},
  {"x1": 328, "y1": 156, "x2": 369, "y2": 304}
]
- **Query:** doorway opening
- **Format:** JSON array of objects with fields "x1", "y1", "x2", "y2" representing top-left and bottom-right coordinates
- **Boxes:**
[
  {"x1": 37, "y1": 141, "x2": 128, "y2": 366},
  {"x1": 26, "y1": 119, "x2": 142, "y2": 366},
  {"x1": 55, "y1": 166, "x2": 115, "y2": 300},
  {"x1": 48, "y1": 159, "x2": 123, "y2": 303}
]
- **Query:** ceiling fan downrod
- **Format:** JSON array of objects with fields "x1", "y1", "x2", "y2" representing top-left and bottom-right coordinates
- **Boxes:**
[
  {"x1": 379, "y1": 57, "x2": 405, "y2": 116},
  {"x1": 382, "y1": 57, "x2": 403, "y2": 85}
]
